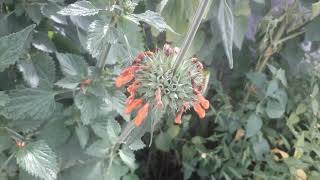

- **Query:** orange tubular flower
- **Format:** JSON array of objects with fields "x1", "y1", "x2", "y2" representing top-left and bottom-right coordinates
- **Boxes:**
[
  {"x1": 115, "y1": 66, "x2": 142, "y2": 88},
  {"x1": 194, "y1": 102, "x2": 206, "y2": 119},
  {"x1": 125, "y1": 99, "x2": 143, "y2": 114},
  {"x1": 196, "y1": 93, "x2": 210, "y2": 110},
  {"x1": 127, "y1": 80, "x2": 141, "y2": 104},
  {"x1": 134, "y1": 103, "x2": 150, "y2": 126},
  {"x1": 115, "y1": 73, "x2": 135, "y2": 88},
  {"x1": 175, "y1": 108, "x2": 184, "y2": 124},
  {"x1": 155, "y1": 87, "x2": 163, "y2": 109}
]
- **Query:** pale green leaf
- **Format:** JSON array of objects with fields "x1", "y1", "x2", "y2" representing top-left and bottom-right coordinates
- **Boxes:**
[
  {"x1": 127, "y1": 10, "x2": 175, "y2": 32},
  {"x1": 312, "y1": 99, "x2": 319, "y2": 116},
  {"x1": 218, "y1": 0, "x2": 234, "y2": 68},
  {"x1": 0, "y1": 91, "x2": 9, "y2": 107},
  {"x1": 58, "y1": 1, "x2": 100, "y2": 16},
  {"x1": 252, "y1": 137, "x2": 270, "y2": 160},
  {"x1": 155, "y1": 132, "x2": 172, "y2": 152},
  {"x1": 76, "y1": 126, "x2": 90, "y2": 148},
  {"x1": 0, "y1": 25, "x2": 35, "y2": 72},
  {"x1": 6, "y1": 88, "x2": 57, "y2": 120},
  {"x1": 305, "y1": 16, "x2": 320, "y2": 41},
  {"x1": 245, "y1": 114, "x2": 262, "y2": 138},
  {"x1": 122, "y1": 174, "x2": 139, "y2": 180},
  {"x1": 16, "y1": 140, "x2": 58, "y2": 180},
  {"x1": 266, "y1": 99, "x2": 286, "y2": 119},
  {"x1": 56, "y1": 53, "x2": 88, "y2": 77},
  {"x1": 106, "y1": 163, "x2": 129, "y2": 180}
]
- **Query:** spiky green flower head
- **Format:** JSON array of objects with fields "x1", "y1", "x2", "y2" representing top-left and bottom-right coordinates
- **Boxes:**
[
  {"x1": 115, "y1": 44, "x2": 210, "y2": 126},
  {"x1": 137, "y1": 49, "x2": 202, "y2": 114}
]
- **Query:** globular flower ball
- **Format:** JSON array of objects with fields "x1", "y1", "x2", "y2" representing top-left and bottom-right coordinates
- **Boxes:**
[{"x1": 115, "y1": 44, "x2": 210, "y2": 126}]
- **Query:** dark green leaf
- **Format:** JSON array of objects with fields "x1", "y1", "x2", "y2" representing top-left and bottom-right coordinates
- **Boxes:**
[
  {"x1": 56, "y1": 53, "x2": 88, "y2": 78},
  {"x1": 74, "y1": 93, "x2": 102, "y2": 124},
  {"x1": 6, "y1": 88, "x2": 57, "y2": 120}
]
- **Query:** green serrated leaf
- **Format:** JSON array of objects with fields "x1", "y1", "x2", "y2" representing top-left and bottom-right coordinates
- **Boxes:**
[
  {"x1": 56, "y1": 53, "x2": 88, "y2": 78},
  {"x1": 0, "y1": 25, "x2": 35, "y2": 72},
  {"x1": 106, "y1": 119, "x2": 121, "y2": 143},
  {"x1": 218, "y1": 0, "x2": 234, "y2": 68},
  {"x1": 76, "y1": 126, "x2": 90, "y2": 148},
  {"x1": 127, "y1": 10, "x2": 175, "y2": 32},
  {"x1": 16, "y1": 140, "x2": 58, "y2": 180},
  {"x1": 87, "y1": 20, "x2": 121, "y2": 60},
  {"x1": 6, "y1": 88, "x2": 57, "y2": 120},
  {"x1": 86, "y1": 139, "x2": 112, "y2": 157},
  {"x1": 119, "y1": 148, "x2": 137, "y2": 170},
  {"x1": 106, "y1": 163, "x2": 129, "y2": 180},
  {"x1": 55, "y1": 76, "x2": 81, "y2": 89},
  {"x1": 128, "y1": 139, "x2": 146, "y2": 151},
  {"x1": 75, "y1": 93, "x2": 102, "y2": 125},
  {"x1": 58, "y1": 1, "x2": 100, "y2": 16},
  {"x1": 39, "y1": 117, "x2": 71, "y2": 148}
]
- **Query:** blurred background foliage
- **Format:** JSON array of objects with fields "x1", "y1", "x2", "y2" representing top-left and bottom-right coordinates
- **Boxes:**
[{"x1": 1, "y1": 0, "x2": 320, "y2": 180}]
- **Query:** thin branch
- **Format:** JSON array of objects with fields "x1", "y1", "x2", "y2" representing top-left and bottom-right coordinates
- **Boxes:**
[{"x1": 173, "y1": 0, "x2": 211, "y2": 72}]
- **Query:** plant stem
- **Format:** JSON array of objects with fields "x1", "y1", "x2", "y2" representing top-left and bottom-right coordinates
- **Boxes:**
[
  {"x1": 97, "y1": 43, "x2": 112, "y2": 71},
  {"x1": 0, "y1": 127, "x2": 24, "y2": 140},
  {"x1": 173, "y1": 0, "x2": 211, "y2": 71},
  {"x1": 0, "y1": 153, "x2": 15, "y2": 173}
]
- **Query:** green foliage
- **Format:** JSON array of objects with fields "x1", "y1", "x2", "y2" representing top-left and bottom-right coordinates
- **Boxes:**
[{"x1": 1, "y1": 0, "x2": 320, "y2": 180}]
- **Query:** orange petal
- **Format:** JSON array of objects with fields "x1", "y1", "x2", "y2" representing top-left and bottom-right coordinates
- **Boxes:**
[
  {"x1": 115, "y1": 73, "x2": 135, "y2": 88},
  {"x1": 175, "y1": 109, "x2": 184, "y2": 124},
  {"x1": 194, "y1": 102, "x2": 206, "y2": 119},
  {"x1": 197, "y1": 93, "x2": 210, "y2": 110},
  {"x1": 134, "y1": 103, "x2": 150, "y2": 126},
  {"x1": 125, "y1": 99, "x2": 143, "y2": 114}
]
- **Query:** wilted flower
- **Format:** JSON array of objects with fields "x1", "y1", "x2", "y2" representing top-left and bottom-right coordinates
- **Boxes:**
[{"x1": 115, "y1": 44, "x2": 210, "y2": 126}]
